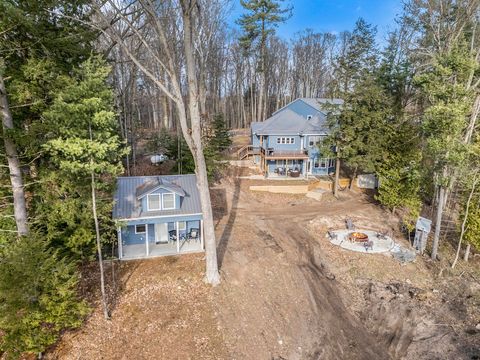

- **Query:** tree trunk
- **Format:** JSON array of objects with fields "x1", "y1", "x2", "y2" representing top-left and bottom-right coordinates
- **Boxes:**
[
  {"x1": 431, "y1": 185, "x2": 446, "y2": 260},
  {"x1": 452, "y1": 175, "x2": 478, "y2": 269},
  {"x1": 162, "y1": 96, "x2": 169, "y2": 129},
  {"x1": 0, "y1": 71, "x2": 28, "y2": 236},
  {"x1": 349, "y1": 165, "x2": 357, "y2": 190},
  {"x1": 91, "y1": 171, "x2": 110, "y2": 319},
  {"x1": 334, "y1": 155, "x2": 340, "y2": 198},
  {"x1": 88, "y1": 122, "x2": 109, "y2": 319},
  {"x1": 464, "y1": 243, "x2": 471, "y2": 262},
  {"x1": 181, "y1": 2, "x2": 220, "y2": 285}
]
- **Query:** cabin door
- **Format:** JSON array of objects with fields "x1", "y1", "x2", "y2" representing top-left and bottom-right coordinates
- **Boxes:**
[{"x1": 155, "y1": 223, "x2": 169, "y2": 244}]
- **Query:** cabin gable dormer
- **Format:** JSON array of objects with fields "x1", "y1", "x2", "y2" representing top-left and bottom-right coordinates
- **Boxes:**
[{"x1": 135, "y1": 177, "x2": 186, "y2": 213}]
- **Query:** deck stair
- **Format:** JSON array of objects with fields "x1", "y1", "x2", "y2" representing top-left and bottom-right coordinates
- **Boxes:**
[{"x1": 237, "y1": 145, "x2": 261, "y2": 160}]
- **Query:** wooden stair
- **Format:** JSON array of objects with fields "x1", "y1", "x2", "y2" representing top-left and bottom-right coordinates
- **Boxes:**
[{"x1": 237, "y1": 145, "x2": 261, "y2": 160}]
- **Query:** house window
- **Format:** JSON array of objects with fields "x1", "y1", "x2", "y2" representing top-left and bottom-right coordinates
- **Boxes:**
[
  {"x1": 329, "y1": 158, "x2": 335, "y2": 167},
  {"x1": 147, "y1": 194, "x2": 161, "y2": 211},
  {"x1": 177, "y1": 221, "x2": 186, "y2": 230},
  {"x1": 314, "y1": 158, "x2": 319, "y2": 168},
  {"x1": 277, "y1": 137, "x2": 295, "y2": 144},
  {"x1": 309, "y1": 136, "x2": 322, "y2": 147},
  {"x1": 162, "y1": 193, "x2": 175, "y2": 210},
  {"x1": 320, "y1": 158, "x2": 327, "y2": 168},
  {"x1": 135, "y1": 224, "x2": 146, "y2": 234}
]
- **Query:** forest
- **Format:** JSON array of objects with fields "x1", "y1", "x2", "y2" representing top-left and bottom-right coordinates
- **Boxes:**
[{"x1": 0, "y1": 0, "x2": 479, "y2": 358}]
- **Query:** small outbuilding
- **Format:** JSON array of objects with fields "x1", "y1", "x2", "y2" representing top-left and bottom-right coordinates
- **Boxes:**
[
  {"x1": 413, "y1": 217, "x2": 432, "y2": 254},
  {"x1": 113, "y1": 174, "x2": 204, "y2": 260}
]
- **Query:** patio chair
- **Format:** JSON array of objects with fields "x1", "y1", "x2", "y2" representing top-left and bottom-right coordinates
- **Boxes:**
[
  {"x1": 364, "y1": 240, "x2": 374, "y2": 251},
  {"x1": 376, "y1": 230, "x2": 388, "y2": 240},
  {"x1": 345, "y1": 218, "x2": 356, "y2": 231},
  {"x1": 187, "y1": 228, "x2": 199, "y2": 242},
  {"x1": 168, "y1": 230, "x2": 177, "y2": 243},
  {"x1": 327, "y1": 230, "x2": 337, "y2": 241}
]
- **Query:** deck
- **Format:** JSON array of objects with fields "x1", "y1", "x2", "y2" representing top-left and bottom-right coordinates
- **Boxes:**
[{"x1": 265, "y1": 150, "x2": 309, "y2": 159}]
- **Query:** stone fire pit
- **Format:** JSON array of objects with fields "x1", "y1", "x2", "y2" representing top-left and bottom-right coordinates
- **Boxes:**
[
  {"x1": 327, "y1": 229, "x2": 395, "y2": 254},
  {"x1": 348, "y1": 232, "x2": 369, "y2": 242}
]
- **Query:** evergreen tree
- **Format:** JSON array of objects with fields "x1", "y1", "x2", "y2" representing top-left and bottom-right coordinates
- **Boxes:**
[
  {"x1": 0, "y1": 0, "x2": 95, "y2": 238},
  {"x1": 0, "y1": 235, "x2": 88, "y2": 356},
  {"x1": 326, "y1": 19, "x2": 389, "y2": 190},
  {"x1": 210, "y1": 113, "x2": 232, "y2": 153},
  {"x1": 374, "y1": 29, "x2": 422, "y2": 228},
  {"x1": 414, "y1": 44, "x2": 476, "y2": 259},
  {"x1": 237, "y1": 0, "x2": 292, "y2": 120},
  {"x1": 43, "y1": 56, "x2": 127, "y2": 319}
]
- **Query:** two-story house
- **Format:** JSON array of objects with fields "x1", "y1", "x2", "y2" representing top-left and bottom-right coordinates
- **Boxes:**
[
  {"x1": 113, "y1": 174, "x2": 204, "y2": 259},
  {"x1": 240, "y1": 98, "x2": 342, "y2": 178}
]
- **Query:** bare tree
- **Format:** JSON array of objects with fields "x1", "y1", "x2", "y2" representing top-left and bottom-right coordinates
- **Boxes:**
[{"x1": 92, "y1": 0, "x2": 221, "y2": 284}]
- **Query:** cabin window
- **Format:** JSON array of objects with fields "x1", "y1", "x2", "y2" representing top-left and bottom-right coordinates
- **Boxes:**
[
  {"x1": 177, "y1": 221, "x2": 186, "y2": 231},
  {"x1": 277, "y1": 137, "x2": 295, "y2": 144},
  {"x1": 135, "y1": 224, "x2": 146, "y2": 234},
  {"x1": 147, "y1": 194, "x2": 161, "y2": 211},
  {"x1": 162, "y1": 193, "x2": 175, "y2": 210}
]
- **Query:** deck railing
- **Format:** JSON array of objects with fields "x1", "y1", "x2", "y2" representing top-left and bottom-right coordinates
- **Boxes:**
[
  {"x1": 265, "y1": 149, "x2": 308, "y2": 159},
  {"x1": 237, "y1": 145, "x2": 261, "y2": 160}
]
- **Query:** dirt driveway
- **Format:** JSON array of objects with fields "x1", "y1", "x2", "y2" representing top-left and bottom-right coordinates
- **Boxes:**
[
  {"x1": 212, "y1": 169, "x2": 479, "y2": 360},
  {"x1": 211, "y1": 169, "x2": 391, "y2": 360}
]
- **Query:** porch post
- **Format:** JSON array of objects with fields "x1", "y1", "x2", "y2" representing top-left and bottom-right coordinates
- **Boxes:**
[
  {"x1": 200, "y1": 219, "x2": 204, "y2": 250},
  {"x1": 146, "y1": 224, "x2": 149, "y2": 256},
  {"x1": 117, "y1": 227, "x2": 123, "y2": 259},
  {"x1": 176, "y1": 222, "x2": 180, "y2": 253}
]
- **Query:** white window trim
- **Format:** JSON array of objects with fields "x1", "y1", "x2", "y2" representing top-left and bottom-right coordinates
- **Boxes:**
[
  {"x1": 177, "y1": 221, "x2": 186, "y2": 231},
  {"x1": 147, "y1": 194, "x2": 161, "y2": 211},
  {"x1": 135, "y1": 224, "x2": 146, "y2": 234},
  {"x1": 162, "y1": 193, "x2": 176, "y2": 210},
  {"x1": 277, "y1": 137, "x2": 295, "y2": 145}
]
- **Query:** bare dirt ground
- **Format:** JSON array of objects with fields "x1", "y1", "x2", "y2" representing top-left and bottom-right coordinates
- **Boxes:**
[
  {"x1": 49, "y1": 165, "x2": 479, "y2": 360},
  {"x1": 212, "y1": 167, "x2": 480, "y2": 360},
  {"x1": 48, "y1": 256, "x2": 226, "y2": 360}
]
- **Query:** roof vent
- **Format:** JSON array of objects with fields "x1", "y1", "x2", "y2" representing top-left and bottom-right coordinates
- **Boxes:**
[{"x1": 307, "y1": 115, "x2": 312, "y2": 120}]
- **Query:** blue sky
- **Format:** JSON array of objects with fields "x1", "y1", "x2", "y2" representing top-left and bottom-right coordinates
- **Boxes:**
[{"x1": 227, "y1": 0, "x2": 403, "y2": 42}]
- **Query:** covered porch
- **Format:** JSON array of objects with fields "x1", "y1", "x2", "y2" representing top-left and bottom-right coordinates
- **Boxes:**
[
  {"x1": 266, "y1": 158, "x2": 308, "y2": 178},
  {"x1": 118, "y1": 216, "x2": 204, "y2": 260}
]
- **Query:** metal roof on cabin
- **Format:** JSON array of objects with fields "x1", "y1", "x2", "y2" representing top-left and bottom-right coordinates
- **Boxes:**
[
  {"x1": 135, "y1": 177, "x2": 186, "y2": 198},
  {"x1": 113, "y1": 174, "x2": 202, "y2": 220}
]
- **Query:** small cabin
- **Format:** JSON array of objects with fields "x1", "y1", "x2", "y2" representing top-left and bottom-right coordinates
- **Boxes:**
[{"x1": 113, "y1": 174, "x2": 204, "y2": 260}]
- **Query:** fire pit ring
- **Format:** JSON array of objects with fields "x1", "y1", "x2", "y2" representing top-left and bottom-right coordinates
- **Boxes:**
[{"x1": 348, "y1": 232, "x2": 369, "y2": 242}]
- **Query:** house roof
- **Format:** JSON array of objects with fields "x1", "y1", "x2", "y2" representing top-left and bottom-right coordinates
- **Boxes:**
[
  {"x1": 252, "y1": 98, "x2": 342, "y2": 136},
  {"x1": 113, "y1": 174, "x2": 201, "y2": 220},
  {"x1": 299, "y1": 98, "x2": 344, "y2": 113},
  {"x1": 136, "y1": 177, "x2": 186, "y2": 199}
]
